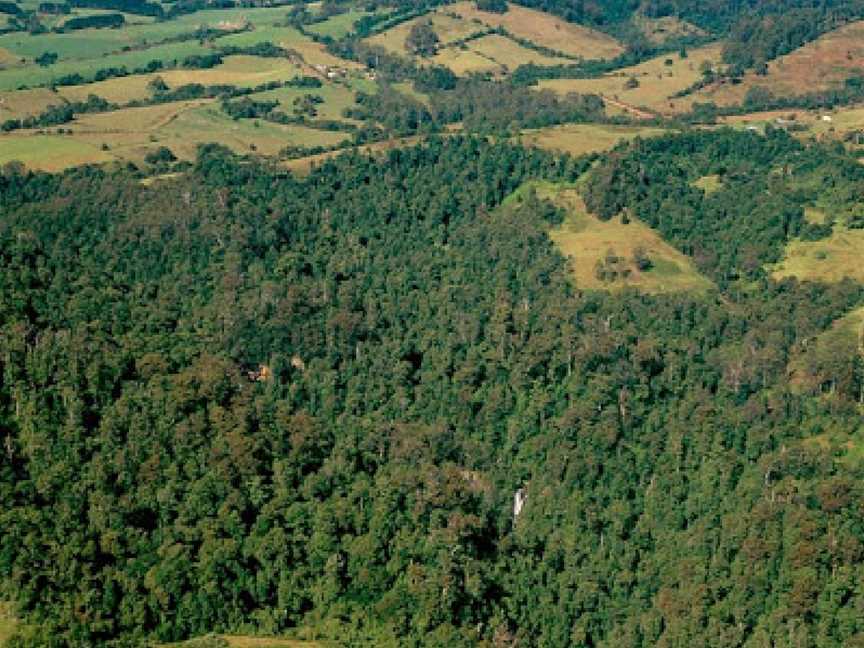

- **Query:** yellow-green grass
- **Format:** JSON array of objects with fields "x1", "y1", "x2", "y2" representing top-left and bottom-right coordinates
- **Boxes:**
[
  {"x1": 771, "y1": 226, "x2": 864, "y2": 284},
  {"x1": 692, "y1": 174, "x2": 722, "y2": 194},
  {"x1": 392, "y1": 81, "x2": 429, "y2": 106},
  {"x1": 0, "y1": 87, "x2": 63, "y2": 119},
  {"x1": 306, "y1": 9, "x2": 376, "y2": 39},
  {"x1": 366, "y1": 13, "x2": 484, "y2": 55},
  {"x1": 519, "y1": 181, "x2": 713, "y2": 293},
  {"x1": 631, "y1": 13, "x2": 706, "y2": 45},
  {"x1": 537, "y1": 42, "x2": 723, "y2": 114},
  {"x1": 464, "y1": 33, "x2": 570, "y2": 69},
  {"x1": 691, "y1": 20, "x2": 864, "y2": 109},
  {"x1": 57, "y1": 55, "x2": 306, "y2": 104},
  {"x1": 804, "y1": 207, "x2": 828, "y2": 224},
  {"x1": 430, "y1": 46, "x2": 500, "y2": 75},
  {"x1": 518, "y1": 122, "x2": 668, "y2": 157},
  {"x1": 444, "y1": 1, "x2": 624, "y2": 60},
  {"x1": 248, "y1": 81, "x2": 360, "y2": 122},
  {"x1": 0, "y1": 40, "x2": 213, "y2": 91},
  {"x1": 283, "y1": 134, "x2": 424, "y2": 174},
  {"x1": 721, "y1": 106, "x2": 864, "y2": 143},
  {"x1": 788, "y1": 305, "x2": 864, "y2": 394},
  {"x1": 2, "y1": 98, "x2": 349, "y2": 170},
  {"x1": 0, "y1": 46, "x2": 20, "y2": 68},
  {"x1": 0, "y1": 602, "x2": 17, "y2": 646},
  {"x1": 0, "y1": 134, "x2": 115, "y2": 170},
  {"x1": 0, "y1": 16, "x2": 217, "y2": 62}
]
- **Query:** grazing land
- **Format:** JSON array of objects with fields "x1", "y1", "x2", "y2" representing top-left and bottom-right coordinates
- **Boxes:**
[
  {"x1": 689, "y1": 20, "x2": 864, "y2": 108},
  {"x1": 537, "y1": 43, "x2": 723, "y2": 115},
  {"x1": 445, "y1": 1, "x2": 624, "y2": 59},
  {"x1": 0, "y1": 603, "x2": 17, "y2": 647},
  {"x1": 366, "y1": 1, "x2": 623, "y2": 75},
  {"x1": 771, "y1": 226, "x2": 864, "y2": 284},
  {"x1": 510, "y1": 181, "x2": 713, "y2": 293},
  {"x1": 519, "y1": 122, "x2": 668, "y2": 156},
  {"x1": 631, "y1": 13, "x2": 706, "y2": 45}
]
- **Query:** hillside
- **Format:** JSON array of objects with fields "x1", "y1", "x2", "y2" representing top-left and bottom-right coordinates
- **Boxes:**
[
  {"x1": 4, "y1": 2, "x2": 864, "y2": 646},
  {"x1": 3, "y1": 130, "x2": 864, "y2": 647},
  {"x1": 686, "y1": 19, "x2": 864, "y2": 110}
]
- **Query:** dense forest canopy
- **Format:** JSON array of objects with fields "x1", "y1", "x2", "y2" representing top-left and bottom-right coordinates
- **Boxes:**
[{"x1": 2, "y1": 131, "x2": 864, "y2": 647}]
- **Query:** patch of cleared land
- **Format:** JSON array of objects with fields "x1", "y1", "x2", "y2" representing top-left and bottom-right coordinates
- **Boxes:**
[
  {"x1": 247, "y1": 81, "x2": 361, "y2": 122},
  {"x1": 283, "y1": 134, "x2": 424, "y2": 174},
  {"x1": 445, "y1": 2, "x2": 624, "y2": 59},
  {"x1": 519, "y1": 123, "x2": 668, "y2": 157},
  {"x1": 365, "y1": 3, "x2": 623, "y2": 75},
  {"x1": 366, "y1": 13, "x2": 484, "y2": 53},
  {"x1": 431, "y1": 46, "x2": 501, "y2": 75},
  {"x1": 0, "y1": 134, "x2": 115, "y2": 170},
  {"x1": 0, "y1": 602, "x2": 19, "y2": 646},
  {"x1": 55, "y1": 56, "x2": 306, "y2": 104},
  {"x1": 690, "y1": 20, "x2": 864, "y2": 108},
  {"x1": 632, "y1": 14, "x2": 706, "y2": 45},
  {"x1": 692, "y1": 174, "x2": 722, "y2": 194},
  {"x1": 537, "y1": 43, "x2": 723, "y2": 115},
  {"x1": 465, "y1": 33, "x2": 570, "y2": 69},
  {"x1": 1, "y1": 99, "x2": 349, "y2": 170},
  {"x1": 721, "y1": 105, "x2": 864, "y2": 142},
  {"x1": 306, "y1": 9, "x2": 376, "y2": 39},
  {"x1": 512, "y1": 181, "x2": 713, "y2": 293},
  {"x1": 0, "y1": 46, "x2": 19, "y2": 68},
  {"x1": 771, "y1": 226, "x2": 864, "y2": 284},
  {"x1": 0, "y1": 87, "x2": 62, "y2": 119}
]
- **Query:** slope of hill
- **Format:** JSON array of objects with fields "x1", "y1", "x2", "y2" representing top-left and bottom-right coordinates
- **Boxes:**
[
  {"x1": 537, "y1": 43, "x2": 723, "y2": 115},
  {"x1": 687, "y1": 19, "x2": 864, "y2": 109},
  {"x1": 3, "y1": 131, "x2": 864, "y2": 648}
]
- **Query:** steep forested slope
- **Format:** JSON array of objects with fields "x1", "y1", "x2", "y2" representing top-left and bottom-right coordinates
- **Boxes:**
[{"x1": 1, "y1": 134, "x2": 864, "y2": 647}]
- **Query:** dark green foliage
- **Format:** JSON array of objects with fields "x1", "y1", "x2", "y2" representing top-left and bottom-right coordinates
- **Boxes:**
[
  {"x1": 60, "y1": 11, "x2": 124, "y2": 30},
  {"x1": 68, "y1": 0, "x2": 163, "y2": 16},
  {"x1": 181, "y1": 53, "x2": 223, "y2": 69},
  {"x1": 34, "y1": 51, "x2": 57, "y2": 66},
  {"x1": 476, "y1": 0, "x2": 507, "y2": 13},
  {"x1": 3, "y1": 134, "x2": 864, "y2": 648},
  {"x1": 37, "y1": 2, "x2": 70, "y2": 12},
  {"x1": 0, "y1": 1, "x2": 22, "y2": 15},
  {"x1": 404, "y1": 19, "x2": 438, "y2": 57}
]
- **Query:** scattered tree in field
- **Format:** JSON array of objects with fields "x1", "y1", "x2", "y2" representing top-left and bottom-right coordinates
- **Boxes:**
[{"x1": 405, "y1": 20, "x2": 439, "y2": 57}]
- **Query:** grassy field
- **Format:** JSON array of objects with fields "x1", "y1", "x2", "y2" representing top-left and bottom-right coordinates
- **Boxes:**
[
  {"x1": 690, "y1": 20, "x2": 864, "y2": 108},
  {"x1": 721, "y1": 104, "x2": 864, "y2": 142},
  {"x1": 0, "y1": 603, "x2": 18, "y2": 646},
  {"x1": 691, "y1": 174, "x2": 722, "y2": 194},
  {"x1": 366, "y1": 3, "x2": 623, "y2": 75},
  {"x1": 631, "y1": 13, "x2": 706, "y2": 45},
  {"x1": 510, "y1": 180, "x2": 713, "y2": 293},
  {"x1": 518, "y1": 122, "x2": 668, "y2": 156},
  {"x1": 0, "y1": 97, "x2": 350, "y2": 170},
  {"x1": 771, "y1": 226, "x2": 864, "y2": 284},
  {"x1": 366, "y1": 13, "x2": 483, "y2": 54},
  {"x1": 445, "y1": 1, "x2": 624, "y2": 59},
  {"x1": 466, "y1": 33, "x2": 570, "y2": 69},
  {"x1": 247, "y1": 80, "x2": 361, "y2": 122},
  {"x1": 0, "y1": 86, "x2": 62, "y2": 119},
  {"x1": 306, "y1": 9, "x2": 377, "y2": 39},
  {"x1": 537, "y1": 43, "x2": 723, "y2": 115},
  {"x1": 0, "y1": 134, "x2": 115, "y2": 170},
  {"x1": 431, "y1": 46, "x2": 500, "y2": 75},
  {"x1": 282, "y1": 134, "x2": 424, "y2": 174},
  {"x1": 0, "y1": 39, "x2": 213, "y2": 91}
]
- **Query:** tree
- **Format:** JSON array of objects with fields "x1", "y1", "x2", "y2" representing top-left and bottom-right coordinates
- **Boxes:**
[{"x1": 405, "y1": 20, "x2": 439, "y2": 57}]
